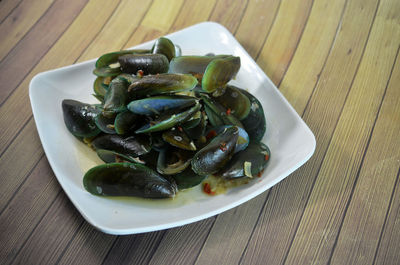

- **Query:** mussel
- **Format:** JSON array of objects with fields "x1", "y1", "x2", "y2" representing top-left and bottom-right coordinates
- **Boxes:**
[
  {"x1": 118, "y1": 54, "x2": 169, "y2": 75},
  {"x1": 191, "y1": 126, "x2": 239, "y2": 175},
  {"x1": 62, "y1": 99, "x2": 101, "y2": 138},
  {"x1": 83, "y1": 163, "x2": 177, "y2": 198}
]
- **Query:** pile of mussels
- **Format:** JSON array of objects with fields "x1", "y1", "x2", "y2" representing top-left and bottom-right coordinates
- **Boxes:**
[{"x1": 62, "y1": 37, "x2": 270, "y2": 199}]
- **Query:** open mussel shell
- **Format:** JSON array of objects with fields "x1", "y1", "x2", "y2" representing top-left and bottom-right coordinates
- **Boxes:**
[
  {"x1": 114, "y1": 110, "x2": 138, "y2": 134},
  {"x1": 95, "y1": 49, "x2": 150, "y2": 68},
  {"x1": 103, "y1": 77, "x2": 129, "y2": 116},
  {"x1": 127, "y1": 95, "x2": 197, "y2": 116},
  {"x1": 239, "y1": 89, "x2": 266, "y2": 142},
  {"x1": 217, "y1": 142, "x2": 270, "y2": 180},
  {"x1": 93, "y1": 65, "x2": 121, "y2": 77},
  {"x1": 95, "y1": 113, "x2": 116, "y2": 134},
  {"x1": 93, "y1": 77, "x2": 108, "y2": 97},
  {"x1": 162, "y1": 127, "x2": 196, "y2": 151},
  {"x1": 116, "y1": 73, "x2": 139, "y2": 84},
  {"x1": 135, "y1": 103, "x2": 201, "y2": 134},
  {"x1": 151, "y1": 37, "x2": 176, "y2": 61},
  {"x1": 214, "y1": 85, "x2": 251, "y2": 120},
  {"x1": 96, "y1": 149, "x2": 145, "y2": 164},
  {"x1": 92, "y1": 134, "x2": 151, "y2": 158},
  {"x1": 206, "y1": 125, "x2": 249, "y2": 153},
  {"x1": 83, "y1": 163, "x2": 177, "y2": 198},
  {"x1": 201, "y1": 94, "x2": 243, "y2": 128},
  {"x1": 127, "y1": 73, "x2": 198, "y2": 99},
  {"x1": 62, "y1": 99, "x2": 101, "y2": 138},
  {"x1": 181, "y1": 111, "x2": 202, "y2": 129},
  {"x1": 118, "y1": 54, "x2": 169, "y2": 75},
  {"x1": 157, "y1": 147, "x2": 193, "y2": 175},
  {"x1": 183, "y1": 111, "x2": 207, "y2": 141},
  {"x1": 170, "y1": 167, "x2": 206, "y2": 190},
  {"x1": 202, "y1": 56, "x2": 240, "y2": 93},
  {"x1": 191, "y1": 126, "x2": 239, "y2": 175}
]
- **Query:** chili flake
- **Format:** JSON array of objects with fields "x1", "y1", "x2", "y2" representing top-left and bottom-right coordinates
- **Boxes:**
[
  {"x1": 137, "y1": 70, "x2": 144, "y2": 77},
  {"x1": 206, "y1": 130, "x2": 217, "y2": 140},
  {"x1": 219, "y1": 142, "x2": 227, "y2": 151},
  {"x1": 265, "y1": 154, "x2": 270, "y2": 161},
  {"x1": 226, "y1": 108, "x2": 232, "y2": 115},
  {"x1": 203, "y1": 183, "x2": 215, "y2": 195}
]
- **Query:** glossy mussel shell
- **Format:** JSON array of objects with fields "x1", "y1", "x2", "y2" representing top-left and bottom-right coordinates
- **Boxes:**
[
  {"x1": 62, "y1": 99, "x2": 101, "y2": 138},
  {"x1": 218, "y1": 142, "x2": 270, "y2": 179},
  {"x1": 92, "y1": 134, "x2": 151, "y2": 158},
  {"x1": 83, "y1": 163, "x2": 177, "y2": 198},
  {"x1": 127, "y1": 95, "x2": 197, "y2": 116},
  {"x1": 151, "y1": 37, "x2": 176, "y2": 61},
  {"x1": 127, "y1": 73, "x2": 198, "y2": 99},
  {"x1": 202, "y1": 56, "x2": 240, "y2": 93},
  {"x1": 191, "y1": 126, "x2": 239, "y2": 175},
  {"x1": 240, "y1": 89, "x2": 266, "y2": 142},
  {"x1": 168, "y1": 55, "x2": 229, "y2": 75},
  {"x1": 214, "y1": 85, "x2": 251, "y2": 120},
  {"x1": 118, "y1": 54, "x2": 169, "y2": 75}
]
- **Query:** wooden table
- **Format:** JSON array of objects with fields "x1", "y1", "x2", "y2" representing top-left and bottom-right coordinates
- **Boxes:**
[{"x1": 1, "y1": 0, "x2": 399, "y2": 264}]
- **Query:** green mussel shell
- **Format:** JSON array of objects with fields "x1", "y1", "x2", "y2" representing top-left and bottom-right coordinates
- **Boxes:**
[{"x1": 83, "y1": 163, "x2": 177, "y2": 198}]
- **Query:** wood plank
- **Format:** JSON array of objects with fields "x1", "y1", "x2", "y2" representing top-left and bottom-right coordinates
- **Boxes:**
[
  {"x1": 0, "y1": 0, "x2": 23, "y2": 23},
  {"x1": 57, "y1": 223, "x2": 116, "y2": 265},
  {"x1": 279, "y1": 0, "x2": 346, "y2": 113},
  {"x1": 0, "y1": 0, "x2": 88, "y2": 104},
  {"x1": 79, "y1": 0, "x2": 152, "y2": 62},
  {"x1": 330, "y1": 47, "x2": 400, "y2": 265},
  {"x1": 234, "y1": 0, "x2": 281, "y2": 58},
  {"x1": 0, "y1": 0, "x2": 54, "y2": 61},
  {"x1": 148, "y1": 219, "x2": 215, "y2": 265},
  {"x1": 374, "y1": 170, "x2": 400, "y2": 264},
  {"x1": 170, "y1": 0, "x2": 217, "y2": 32},
  {"x1": 0, "y1": 156, "x2": 60, "y2": 264},
  {"x1": 10, "y1": 192, "x2": 83, "y2": 265},
  {"x1": 102, "y1": 232, "x2": 165, "y2": 265},
  {"x1": 199, "y1": 0, "x2": 357, "y2": 263},
  {"x1": 141, "y1": 0, "x2": 184, "y2": 32},
  {"x1": 208, "y1": 0, "x2": 248, "y2": 33},
  {"x1": 0, "y1": 120, "x2": 43, "y2": 212},
  {"x1": 195, "y1": 196, "x2": 265, "y2": 265},
  {"x1": 256, "y1": 0, "x2": 313, "y2": 84},
  {"x1": 0, "y1": 0, "x2": 120, "y2": 155},
  {"x1": 284, "y1": 0, "x2": 400, "y2": 263}
]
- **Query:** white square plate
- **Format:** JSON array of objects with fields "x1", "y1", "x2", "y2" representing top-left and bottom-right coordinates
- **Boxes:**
[{"x1": 30, "y1": 22, "x2": 316, "y2": 235}]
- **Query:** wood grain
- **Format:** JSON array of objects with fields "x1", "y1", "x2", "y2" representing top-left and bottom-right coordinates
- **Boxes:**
[
  {"x1": 209, "y1": 0, "x2": 248, "y2": 33},
  {"x1": 330, "y1": 46, "x2": 400, "y2": 265},
  {"x1": 374, "y1": 169, "x2": 400, "y2": 264},
  {"x1": 0, "y1": 0, "x2": 23, "y2": 23},
  {"x1": 0, "y1": 0, "x2": 54, "y2": 61},
  {"x1": 0, "y1": 0, "x2": 88, "y2": 104},
  {"x1": 284, "y1": 0, "x2": 400, "y2": 263}
]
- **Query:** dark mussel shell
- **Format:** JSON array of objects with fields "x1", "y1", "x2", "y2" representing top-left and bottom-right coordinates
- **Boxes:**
[
  {"x1": 92, "y1": 134, "x2": 151, "y2": 158},
  {"x1": 162, "y1": 127, "x2": 196, "y2": 151},
  {"x1": 114, "y1": 110, "x2": 138, "y2": 134},
  {"x1": 191, "y1": 126, "x2": 239, "y2": 175},
  {"x1": 214, "y1": 85, "x2": 251, "y2": 120},
  {"x1": 170, "y1": 167, "x2": 206, "y2": 190},
  {"x1": 62, "y1": 99, "x2": 101, "y2": 138},
  {"x1": 217, "y1": 142, "x2": 270, "y2": 179},
  {"x1": 201, "y1": 94, "x2": 243, "y2": 128},
  {"x1": 157, "y1": 147, "x2": 193, "y2": 175},
  {"x1": 135, "y1": 103, "x2": 201, "y2": 134},
  {"x1": 103, "y1": 77, "x2": 129, "y2": 116},
  {"x1": 151, "y1": 37, "x2": 176, "y2": 61},
  {"x1": 127, "y1": 95, "x2": 197, "y2": 116},
  {"x1": 202, "y1": 56, "x2": 240, "y2": 93},
  {"x1": 184, "y1": 111, "x2": 207, "y2": 141},
  {"x1": 239, "y1": 89, "x2": 266, "y2": 142},
  {"x1": 127, "y1": 73, "x2": 198, "y2": 99},
  {"x1": 83, "y1": 163, "x2": 177, "y2": 198},
  {"x1": 118, "y1": 54, "x2": 169, "y2": 75},
  {"x1": 206, "y1": 125, "x2": 249, "y2": 153}
]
